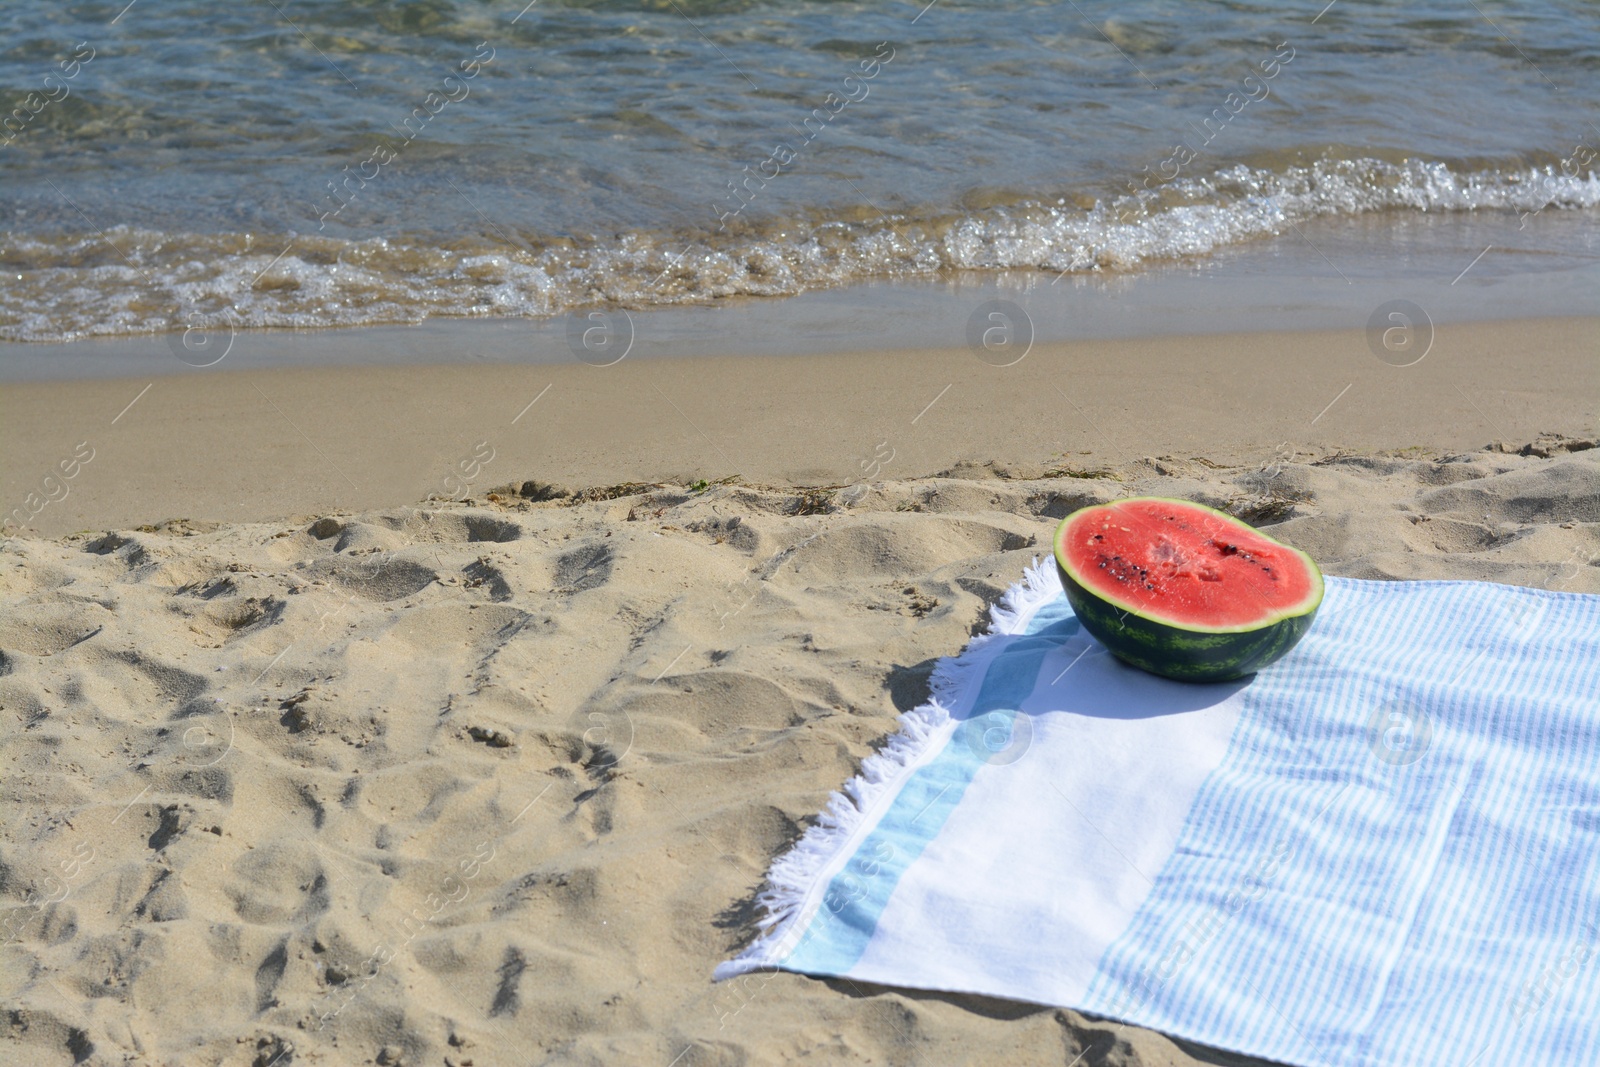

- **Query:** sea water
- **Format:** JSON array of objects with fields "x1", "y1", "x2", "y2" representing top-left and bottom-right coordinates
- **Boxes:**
[{"x1": 0, "y1": 0, "x2": 1595, "y2": 348}]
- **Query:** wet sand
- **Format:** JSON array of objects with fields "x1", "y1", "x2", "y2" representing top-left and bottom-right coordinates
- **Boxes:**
[{"x1": 2, "y1": 317, "x2": 1595, "y2": 539}]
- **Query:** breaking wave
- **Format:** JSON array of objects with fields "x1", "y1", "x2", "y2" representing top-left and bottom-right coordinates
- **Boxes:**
[{"x1": 2, "y1": 155, "x2": 1596, "y2": 343}]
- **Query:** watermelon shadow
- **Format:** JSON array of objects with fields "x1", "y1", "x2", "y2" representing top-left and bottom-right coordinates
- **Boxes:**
[
  {"x1": 958, "y1": 621, "x2": 1252, "y2": 727},
  {"x1": 1026, "y1": 632, "x2": 1253, "y2": 721},
  {"x1": 886, "y1": 657, "x2": 942, "y2": 713}
]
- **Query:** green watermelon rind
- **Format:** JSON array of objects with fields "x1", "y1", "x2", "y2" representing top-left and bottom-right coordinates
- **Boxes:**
[{"x1": 1052, "y1": 497, "x2": 1325, "y2": 683}]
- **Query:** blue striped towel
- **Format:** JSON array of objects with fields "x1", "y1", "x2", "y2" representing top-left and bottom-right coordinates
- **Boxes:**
[{"x1": 717, "y1": 562, "x2": 1600, "y2": 1066}]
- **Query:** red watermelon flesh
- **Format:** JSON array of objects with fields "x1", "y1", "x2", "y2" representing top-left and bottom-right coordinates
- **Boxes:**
[
  {"x1": 1053, "y1": 497, "x2": 1324, "y2": 681},
  {"x1": 1061, "y1": 498, "x2": 1317, "y2": 629}
]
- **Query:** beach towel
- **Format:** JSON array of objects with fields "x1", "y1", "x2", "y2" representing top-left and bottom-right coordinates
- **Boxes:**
[{"x1": 717, "y1": 562, "x2": 1600, "y2": 1067}]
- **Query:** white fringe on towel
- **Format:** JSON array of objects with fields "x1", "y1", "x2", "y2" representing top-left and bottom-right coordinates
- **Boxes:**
[{"x1": 714, "y1": 558, "x2": 1063, "y2": 980}]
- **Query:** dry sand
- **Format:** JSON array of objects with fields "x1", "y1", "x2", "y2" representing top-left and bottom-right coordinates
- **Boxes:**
[{"x1": 3, "y1": 426, "x2": 1598, "y2": 1066}]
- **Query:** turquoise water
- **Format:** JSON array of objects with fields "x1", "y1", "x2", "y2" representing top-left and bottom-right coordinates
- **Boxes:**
[{"x1": 0, "y1": 0, "x2": 1596, "y2": 342}]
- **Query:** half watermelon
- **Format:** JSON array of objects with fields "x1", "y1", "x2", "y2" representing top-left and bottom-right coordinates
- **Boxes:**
[{"x1": 1053, "y1": 497, "x2": 1324, "y2": 682}]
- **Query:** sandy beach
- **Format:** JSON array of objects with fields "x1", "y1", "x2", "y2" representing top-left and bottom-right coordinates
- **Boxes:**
[
  {"x1": 2, "y1": 321, "x2": 1596, "y2": 1065},
  {"x1": 3, "y1": 318, "x2": 1596, "y2": 540}
]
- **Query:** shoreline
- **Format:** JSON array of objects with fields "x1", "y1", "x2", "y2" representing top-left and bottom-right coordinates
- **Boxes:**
[
  {"x1": 2, "y1": 317, "x2": 1595, "y2": 538},
  {"x1": 6, "y1": 170, "x2": 1597, "y2": 353},
  {"x1": 4, "y1": 231, "x2": 1599, "y2": 384}
]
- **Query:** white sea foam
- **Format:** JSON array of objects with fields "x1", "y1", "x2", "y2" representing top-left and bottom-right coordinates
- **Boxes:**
[{"x1": 2, "y1": 158, "x2": 1595, "y2": 343}]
